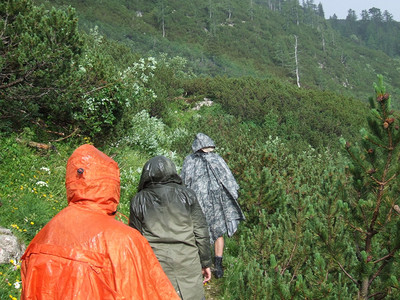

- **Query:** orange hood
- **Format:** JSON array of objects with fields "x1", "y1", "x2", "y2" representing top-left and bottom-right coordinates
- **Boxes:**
[{"x1": 65, "y1": 144, "x2": 120, "y2": 215}]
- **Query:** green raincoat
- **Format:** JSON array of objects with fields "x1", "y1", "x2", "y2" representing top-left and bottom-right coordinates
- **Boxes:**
[{"x1": 129, "y1": 156, "x2": 212, "y2": 300}]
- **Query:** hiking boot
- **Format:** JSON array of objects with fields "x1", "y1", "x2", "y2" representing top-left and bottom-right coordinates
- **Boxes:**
[{"x1": 214, "y1": 256, "x2": 224, "y2": 279}]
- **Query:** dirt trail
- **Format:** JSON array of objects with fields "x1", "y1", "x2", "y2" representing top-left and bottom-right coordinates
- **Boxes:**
[{"x1": 204, "y1": 278, "x2": 223, "y2": 299}]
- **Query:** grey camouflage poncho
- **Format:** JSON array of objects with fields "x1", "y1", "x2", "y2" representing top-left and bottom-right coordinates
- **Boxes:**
[{"x1": 181, "y1": 133, "x2": 245, "y2": 243}]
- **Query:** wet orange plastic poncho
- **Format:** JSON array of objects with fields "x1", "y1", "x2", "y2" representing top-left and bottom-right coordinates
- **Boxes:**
[{"x1": 21, "y1": 144, "x2": 180, "y2": 300}]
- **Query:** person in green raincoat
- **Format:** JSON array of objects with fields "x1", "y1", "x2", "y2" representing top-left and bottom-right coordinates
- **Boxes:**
[{"x1": 129, "y1": 155, "x2": 212, "y2": 300}]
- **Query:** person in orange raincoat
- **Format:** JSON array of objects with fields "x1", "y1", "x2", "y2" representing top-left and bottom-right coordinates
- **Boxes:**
[{"x1": 20, "y1": 144, "x2": 180, "y2": 300}]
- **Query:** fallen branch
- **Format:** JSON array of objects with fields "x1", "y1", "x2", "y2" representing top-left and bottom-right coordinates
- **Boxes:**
[
  {"x1": 15, "y1": 138, "x2": 55, "y2": 151},
  {"x1": 28, "y1": 141, "x2": 52, "y2": 150},
  {"x1": 50, "y1": 127, "x2": 79, "y2": 142}
]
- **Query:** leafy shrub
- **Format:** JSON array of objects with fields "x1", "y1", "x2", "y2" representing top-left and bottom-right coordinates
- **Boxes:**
[
  {"x1": 66, "y1": 30, "x2": 159, "y2": 141},
  {"x1": 114, "y1": 110, "x2": 190, "y2": 161},
  {"x1": 0, "y1": 0, "x2": 83, "y2": 132}
]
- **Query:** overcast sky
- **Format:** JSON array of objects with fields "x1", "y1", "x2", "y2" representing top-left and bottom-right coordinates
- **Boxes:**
[{"x1": 317, "y1": 0, "x2": 400, "y2": 21}]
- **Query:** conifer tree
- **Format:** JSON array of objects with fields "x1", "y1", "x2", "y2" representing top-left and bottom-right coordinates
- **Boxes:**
[{"x1": 339, "y1": 75, "x2": 400, "y2": 299}]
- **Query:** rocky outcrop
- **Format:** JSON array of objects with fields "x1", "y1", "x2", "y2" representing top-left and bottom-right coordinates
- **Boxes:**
[{"x1": 0, "y1": 227, "x2": 26, "y2": 264}]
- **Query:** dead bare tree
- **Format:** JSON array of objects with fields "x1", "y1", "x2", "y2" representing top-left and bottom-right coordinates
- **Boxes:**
[{"x1": 294, "y1": 35, "x2": 300, "y2": 87}]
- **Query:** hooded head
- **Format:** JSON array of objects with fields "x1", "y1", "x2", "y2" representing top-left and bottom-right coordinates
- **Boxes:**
[
  {"x1": 191, "y1": 133, "x2": 215, "y2": 153},
  {"x1": 65, "y1": 144, "x2": 120, "y2": 215},
  {"x1": 138, "y1": 156, "x2": 182, "y2": 191}
]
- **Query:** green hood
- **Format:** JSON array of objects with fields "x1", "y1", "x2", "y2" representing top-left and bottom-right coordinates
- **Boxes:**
[{"x1": 138, "y1": 156, "x2": 182, "y2": 191}]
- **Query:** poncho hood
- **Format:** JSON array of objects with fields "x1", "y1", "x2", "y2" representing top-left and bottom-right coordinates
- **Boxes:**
[
  {"x1": 138, "y1": 156, "x2": 182, "y2": 191},
  {"x1": 191, "y1": 133, "x2": 215, "y2": 153},
  {"x1": 65, "y1": 144, "x2": 120, "y2": 215}
]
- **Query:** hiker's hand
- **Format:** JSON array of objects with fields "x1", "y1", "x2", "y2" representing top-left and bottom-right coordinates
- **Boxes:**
[{"x1": 202, "y1": 267, "x2": 211, "y2": 283}]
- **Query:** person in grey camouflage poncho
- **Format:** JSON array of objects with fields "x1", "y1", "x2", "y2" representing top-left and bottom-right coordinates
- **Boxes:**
[{"x1": 181, "y1": 133, "x2": 245, "y2": 279}]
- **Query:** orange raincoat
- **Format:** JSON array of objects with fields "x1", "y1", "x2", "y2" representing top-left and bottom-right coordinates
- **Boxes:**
[{"x1": 21, "y1": 144, "x2": 179, "y2": 300}]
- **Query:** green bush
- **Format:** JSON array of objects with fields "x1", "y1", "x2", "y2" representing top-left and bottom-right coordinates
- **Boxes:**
[
  {"x1": 221, "y1": 139, "x2": 356, "y2": 299},
  {"x1": 181, "y1": 76, "x2": 367, "y2": 150},
  {"x1": 0, "y1": 0, "x2": 83, "y2": 132}
]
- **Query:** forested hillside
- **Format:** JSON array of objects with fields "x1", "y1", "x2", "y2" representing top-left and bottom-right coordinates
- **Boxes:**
[
  {"x1": 1, "y1": 1, "x2": 400, "y2": 299},
  {"x1": 329, "y1": 7, "x2": 400, "y2": 57},
  {"x1": 36, "y1": 0, "x2": 400, "y2": 102}
]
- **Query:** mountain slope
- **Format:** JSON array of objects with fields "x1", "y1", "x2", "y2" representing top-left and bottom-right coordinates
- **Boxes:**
[{"x1": 35, "y1": 0, "x2": 400, "y2": 103}]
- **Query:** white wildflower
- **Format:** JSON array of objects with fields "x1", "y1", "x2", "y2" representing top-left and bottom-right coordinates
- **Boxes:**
[
  {"x1": 40, "y1": 167, "x2": 51, "y2": 174},
  {"x1": 14, "y1": 281, "x2": 21, "y2": 289}
]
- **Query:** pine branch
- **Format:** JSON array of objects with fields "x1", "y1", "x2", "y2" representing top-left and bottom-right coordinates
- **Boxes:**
[
  {"x1": 0, "y1": 75, "x2": 25, "y2": 89},
  {"x1": 364, "y1": 135, "x2": 392, "y2": 151},
  {"x1": 0, "y1": 62, "x2": 45, "y2": 90},
  {"x1": 368, "y1": 262, "x2": 387, "y2": 286},
  {"x1": 280, "y1": 240, "x2": 298, "y2": 275},
  {"x1": 346, "y1": 222, "x2": 365, "y2": 235},
  {"x1": 367, "y1": 292, "x2": 386, "y2": 300},
  {"x1": 336, "y1": 260, "x2": 359, "y2": 286},
  {"x1": 369, "y1": 150, "x2": 393, "y2": 236},
  {"x1": 382, "y1": 172, "x2": 398, "y2": 186},
  {"x1": 345, "y1": 147, "x2": 369, "y2": 174},
  {"x1": 372, "y1": 245, "x2": 400, "y2": 264},
  {"x1": 289, "y1": 261, "x2": 303, "y2": 285},
  {"x1": 353, "y1": 231, "x2": 363, "y2": 262}
]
